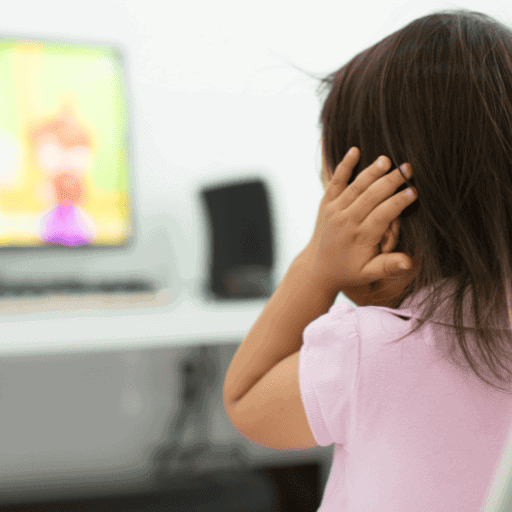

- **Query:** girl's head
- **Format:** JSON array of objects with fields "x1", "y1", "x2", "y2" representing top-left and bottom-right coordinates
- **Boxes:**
[{"x1": 313, "y1": 9, "x2": 512, "y2": 393}]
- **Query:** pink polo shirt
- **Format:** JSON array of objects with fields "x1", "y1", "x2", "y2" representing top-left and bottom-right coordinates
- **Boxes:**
[{"x1": 299, "y1": 279, "x2": 512, "y2": 511}]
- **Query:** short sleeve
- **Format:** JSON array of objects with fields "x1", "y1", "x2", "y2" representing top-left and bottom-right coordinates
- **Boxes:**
[{"x1": 298, "y1": 302, "x2": 360, "y2": 447}]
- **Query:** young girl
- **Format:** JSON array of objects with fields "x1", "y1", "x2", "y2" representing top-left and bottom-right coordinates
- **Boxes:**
[{"x1": 224, "y1": 9, "x2": 512, "y2": 511}]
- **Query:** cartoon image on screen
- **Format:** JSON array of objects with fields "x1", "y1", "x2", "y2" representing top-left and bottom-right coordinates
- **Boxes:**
[
  {"x1": 0, "y1": 39, "x2": 132, "y2": 249},
  {"x1": 32, "y1": 103, "x2": 96, "y2": 246}
]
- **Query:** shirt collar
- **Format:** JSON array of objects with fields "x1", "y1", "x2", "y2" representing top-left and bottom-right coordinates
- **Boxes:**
[{"x1": 396, "y1": 278, "x2": 511, "y2": 330}]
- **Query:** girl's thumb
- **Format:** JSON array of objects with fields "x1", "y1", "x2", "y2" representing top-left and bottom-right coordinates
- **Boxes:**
[{"x1": 396, "y1": 259, "x2": 412, "y2": 272}]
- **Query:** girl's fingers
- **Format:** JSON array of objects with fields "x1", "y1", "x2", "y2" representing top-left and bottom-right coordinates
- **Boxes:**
[
  {"x1": 380, "y1": 219, "x2": 399, "y2": 253},
  {"x1": 336, "y1": 152, "x2": 391, "y2": 205},
  {"x1": 391, "y1": 217, "x2": 400, "y2": 238},
  {"x1": 326, "y1": 147, "x2": 361, "y2": 197}
]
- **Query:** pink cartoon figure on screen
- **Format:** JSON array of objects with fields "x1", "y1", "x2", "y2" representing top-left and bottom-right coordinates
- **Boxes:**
[{"x1": 31, "y1": 103, "x2": 97, "y2": 247}]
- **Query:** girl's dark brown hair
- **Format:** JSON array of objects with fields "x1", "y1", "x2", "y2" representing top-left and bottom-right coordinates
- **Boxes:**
[{"x1": 298, "y1": 8, "x2": 512, "y2": 393}]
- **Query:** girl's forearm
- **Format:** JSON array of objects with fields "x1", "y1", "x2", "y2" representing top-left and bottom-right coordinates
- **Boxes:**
[{"x1": 223, "y1": 253, "x2": 338, "y2": 406}]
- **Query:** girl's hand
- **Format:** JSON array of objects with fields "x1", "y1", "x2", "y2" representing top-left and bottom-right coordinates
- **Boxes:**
[
  {"x1": 339, "y1": 218, "x2": 415, "y2": 308},
  {"x1": 299, "y1": 147, "x2": 417, "y2": 295}
]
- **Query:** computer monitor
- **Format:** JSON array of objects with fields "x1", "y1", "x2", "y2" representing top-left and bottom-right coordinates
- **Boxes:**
[
  {"x1": 0, "y1": 36, "x2": 173, "y2": 293},
  {"x1": 0, "y1": 37, "x2": 132, "y2": 249}
]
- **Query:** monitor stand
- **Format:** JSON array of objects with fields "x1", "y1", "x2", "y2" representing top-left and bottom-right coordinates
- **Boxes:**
[{"x1": 149, "y1": 346, "x2": 251, "y2": 484}]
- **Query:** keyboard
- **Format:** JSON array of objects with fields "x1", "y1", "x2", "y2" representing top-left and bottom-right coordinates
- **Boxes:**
[{"x1": 0, "y1": 280, "x2": 171, "y2": 315}]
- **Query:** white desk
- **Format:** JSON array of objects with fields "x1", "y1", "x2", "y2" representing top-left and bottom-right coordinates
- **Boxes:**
[
  {"x1": 0, "y1": 286, "x2": 269, "y2": 356},
  {"x1": 0, "y1": 284, "x2": 337, "y2": 506}
]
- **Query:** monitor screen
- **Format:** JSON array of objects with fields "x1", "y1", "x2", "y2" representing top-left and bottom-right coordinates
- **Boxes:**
[{"x1": 0, "y1": 38, "x2": 132, "y2": 248}]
